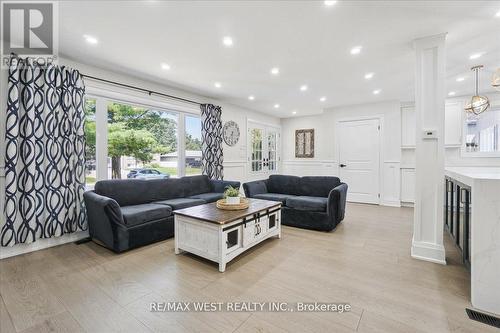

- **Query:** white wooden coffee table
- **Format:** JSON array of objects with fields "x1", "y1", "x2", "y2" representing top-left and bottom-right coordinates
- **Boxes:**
[{"x1": 174, "y1": 198, "x2": 281, "y2": 272}]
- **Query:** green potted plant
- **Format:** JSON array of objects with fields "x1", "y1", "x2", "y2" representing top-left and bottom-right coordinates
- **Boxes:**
[{"x1": 224, "y1": 185, "x2": 241, "y2": 205}]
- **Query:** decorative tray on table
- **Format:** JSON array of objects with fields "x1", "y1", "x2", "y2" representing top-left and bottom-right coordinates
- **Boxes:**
[{"x1": 216, "y1": 198, "x2": 249, "y2": 210}]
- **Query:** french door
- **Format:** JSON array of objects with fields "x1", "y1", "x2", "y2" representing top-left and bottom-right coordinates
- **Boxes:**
[{"x1": 248, "y1": 122, "x2": 280, "y2": 177}]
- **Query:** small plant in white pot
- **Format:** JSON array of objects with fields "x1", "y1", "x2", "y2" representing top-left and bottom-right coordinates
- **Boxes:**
[{"x1": 224, "y1": 186, "x2": 241, "y2": 205}]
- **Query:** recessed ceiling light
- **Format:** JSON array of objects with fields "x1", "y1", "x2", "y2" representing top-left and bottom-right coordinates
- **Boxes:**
[
  {"x1": 222, "y1": 36, "x2": 233, "y2": 47},
  {"x1": 373, "y1": 89, "x2": 381, "y2": 95},
  {"x1": 83, "y1": 34, "x2": 98, "y2": 45},
  {"x1": 456, "y1": 77, "x2": 465, "y2": 82},
  {"x1": 496, "y1": 10, "x2": 500, "y2": 17},
  {"x1": 214, "y1": 82, "x2": 222, "y2": 88},
  {"x1": 274, "y1": 104, "x2": 280, "y2": 109},
  {"x1": 270, "y1": 67, "x2": 280, "y2": 75},
  {"x1": 350, "y1": 46, "x2": 362, "y2": 55},
  {"x1": 300, "y1": 85, "x2": 308, "y2": 92},
  {"x1": 160, "y1": 63, "x2": 171, "y2": 70},
  {"x1": 364, "y1": 72, "x2": 374, "y2": 80},
  {"x1": 324, "y1": 1, "x2": 337, "y2": 6},
  {"x1": 469, "y1": 53, "x2": 484, "y2": 60},
  {"x1": 448, "y1": 91, "x2": 456, "y2": 96},
  {"x1": 292, "y1": 111, "x2": 297, "y2": 115},
  {"x1": 320, "y1": 97, "x2": 326, "y2": 102},
  {"x1": 248, "y1": 95, "x2": 255, "y2": 100}
]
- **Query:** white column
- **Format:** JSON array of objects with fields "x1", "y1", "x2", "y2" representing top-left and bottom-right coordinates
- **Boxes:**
[{"x1": 411, "y1": 33, "x2": 447, "y2": 265}]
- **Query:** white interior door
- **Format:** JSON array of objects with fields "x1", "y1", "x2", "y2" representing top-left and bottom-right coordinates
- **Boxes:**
[
  {"x1": 248, "y1": 122, "x2": 280, "y2": 178},
  {"x1": 338, "y1": 118, "x2": 380, "y2": 204}
]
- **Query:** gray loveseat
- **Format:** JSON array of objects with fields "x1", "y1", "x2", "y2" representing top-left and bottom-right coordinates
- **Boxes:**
[
  {"x1": 243, "y1": 175, "x2": 347, "y2": 231},
  {"x1": 84, "y1": 175, "x2": 240, "y2": 252}
]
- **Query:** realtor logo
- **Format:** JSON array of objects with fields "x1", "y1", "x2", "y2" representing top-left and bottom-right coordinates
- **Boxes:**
[{"x1": 1, "y1": 1, "x2": 57, "y2": 56}]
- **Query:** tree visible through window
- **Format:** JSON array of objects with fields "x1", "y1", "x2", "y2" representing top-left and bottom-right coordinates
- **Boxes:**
[
  {"x1": 185, "y1": 115, "x2": 202, "y2": 175},
  {"x1": 84, "y1": 98, "x2": 97, "y2": 188},
  {"x1": 106, "y1": 102, "x2": 178, "y2": 179}
]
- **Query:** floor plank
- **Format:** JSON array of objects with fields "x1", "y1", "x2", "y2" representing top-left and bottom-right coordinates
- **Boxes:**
[
  {"x1": 0, "y1": 274, "x2": 66, "y2": 332},
  {"x1": 0, "y1": 295, "x2": 16, "y2": 333},
  {"x1": 19, "y1": 311, "x2": 84, "y2": 333}
]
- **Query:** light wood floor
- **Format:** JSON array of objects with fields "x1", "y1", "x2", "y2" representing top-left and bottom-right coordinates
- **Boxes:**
[{"x1": 0, "y1": 203, "x2": 495, "y2": 333}]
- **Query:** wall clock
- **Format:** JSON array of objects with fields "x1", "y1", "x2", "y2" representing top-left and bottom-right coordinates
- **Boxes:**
[{"x1": 223, "y1": 121, "x2": 240, "y2": 146}]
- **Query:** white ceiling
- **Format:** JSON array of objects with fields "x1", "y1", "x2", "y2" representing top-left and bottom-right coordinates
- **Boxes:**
[{"x1": 59, "y1": 1, "x2": 500, "y2": 117}]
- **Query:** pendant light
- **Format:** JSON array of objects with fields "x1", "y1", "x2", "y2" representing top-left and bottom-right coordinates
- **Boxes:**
[
  {"x1": 492, "y1": 68, "x2": 500, "y2": 91},
  {"x1": 464, "y1": 65, "x2": 489, "y2": 115}
]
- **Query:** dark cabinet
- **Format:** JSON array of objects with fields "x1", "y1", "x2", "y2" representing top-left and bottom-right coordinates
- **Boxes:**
[{"x1": 444, "y1": 177, "x2": 471, "y2": 271}]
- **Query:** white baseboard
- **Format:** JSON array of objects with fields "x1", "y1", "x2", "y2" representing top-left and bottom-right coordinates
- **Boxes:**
[
  {"x1": 381, "y1": 200, "x2": 401, "y2": 207},
  {"x1": 411, "y1": 238, "x2": 446, "y2": 265},
  {"x1": 0, "y1": 230, "x2": 89, "y2": 259}
]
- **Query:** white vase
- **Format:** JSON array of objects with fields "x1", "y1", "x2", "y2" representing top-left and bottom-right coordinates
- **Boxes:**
[{"x1": 226, "y1": 196, "x2": 240, "y2": 205}]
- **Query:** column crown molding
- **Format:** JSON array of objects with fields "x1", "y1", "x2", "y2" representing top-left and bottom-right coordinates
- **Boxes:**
[{"x1": 413, "y1": 32, "x2": 447, "y2": 49}]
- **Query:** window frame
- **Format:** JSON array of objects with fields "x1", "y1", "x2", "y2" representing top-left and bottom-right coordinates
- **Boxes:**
[
  {"x1": 85, "y1": 80, "x2": 201, "y2": 181},
  {"x1": 184, "y1": 114, "x2": 203, "y2": 176}
]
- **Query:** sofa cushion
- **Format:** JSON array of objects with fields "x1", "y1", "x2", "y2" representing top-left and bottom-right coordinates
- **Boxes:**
[
  {"x1": 188, "y1": 192, "x2": 224, "y2": 203},
  {"x1": 94, "y1": 179, "x2": 160, "y2": 206},
  {"x1": 253, "y1": 193, "x2": 297, "y2": 204},
  {"x1": 121, "y1": 203, "x2": 172, "y2": 227},
  {"x1": 180, "y1": 175, "x2": 212, "y2": 197},
  {"x1": 147, "y1": 178, "x2": 185, "y2": 201},
  {"x1": 285, "y1": 196, "x2": 328, "y2": 212},
  {"x1": 267, "y1": 175, "x2": 301, "y2": 195},
  {"x1": 154, "y1": 198, "x2": 206, "y2": 210},
  {"x1": 299, "y1": 176, "x2": 341, "y2": 197}
]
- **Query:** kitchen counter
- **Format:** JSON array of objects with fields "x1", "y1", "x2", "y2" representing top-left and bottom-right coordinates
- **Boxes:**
[
  {"x1": 445, "y1": 167, "x2": 500, "y2": 315},
  {"x1": 445, "y1": 166, "x2": 500, "y2": 183}
]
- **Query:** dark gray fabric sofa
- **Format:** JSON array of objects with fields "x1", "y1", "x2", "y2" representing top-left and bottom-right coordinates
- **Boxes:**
[
  {"x1": 243, "y1": 175, "x2": 347, "y2": 231},
  {"x1": 84, "y1": 175, "x2": 240, "y2": 253}
]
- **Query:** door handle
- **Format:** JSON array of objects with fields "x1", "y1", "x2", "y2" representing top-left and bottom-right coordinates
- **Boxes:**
[{"x1": 339, "y1": 164, "x2": 347, "y2": 168}]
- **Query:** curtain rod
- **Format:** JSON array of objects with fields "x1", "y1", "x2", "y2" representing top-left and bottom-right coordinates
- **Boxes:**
[
  {"x1": 81, "y1": 74, "x2": 202, "y2": 106},
  {"x1": 8, "y1": 53, "x2": 202, "y2": 106}
]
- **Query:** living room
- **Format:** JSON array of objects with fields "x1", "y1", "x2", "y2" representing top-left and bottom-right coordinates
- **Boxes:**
[{"x1": 0, "y1": 1, "x2": 499, "y2": 332}]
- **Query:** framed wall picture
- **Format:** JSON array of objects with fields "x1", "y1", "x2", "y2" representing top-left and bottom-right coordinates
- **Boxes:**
[{"x1": 295, "y1": 129, "x2": 314, "y2": 158}]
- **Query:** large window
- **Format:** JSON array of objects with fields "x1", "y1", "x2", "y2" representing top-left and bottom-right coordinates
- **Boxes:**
[
  {"x1": 84, "y1": 98, "x2": 97, "y2": 188},
  {"x1": 82, "y1": 88, "x2": 203, "y2": 185},
  {"x1": 464, "y1": 106, "x2": 500, "y2": 155},
  {"x1": 106, "y1": 101, "x2": 179, "y2": 179},
  {"x1": 185, "y1": 115, "x2": 202, "y2": 175}
]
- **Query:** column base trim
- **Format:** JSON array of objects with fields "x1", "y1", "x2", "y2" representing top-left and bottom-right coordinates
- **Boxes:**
[{"x1": 411, "y1": 238, "x2": 446, "y2": 265}]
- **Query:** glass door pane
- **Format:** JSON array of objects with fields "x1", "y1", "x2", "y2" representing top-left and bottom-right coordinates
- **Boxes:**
[
  {"x1": 250, "y1": 128, "x2": 263, "y2": 172},
  {"x1": 267, "y1": 131, "x2": 278, "y2": 172}
]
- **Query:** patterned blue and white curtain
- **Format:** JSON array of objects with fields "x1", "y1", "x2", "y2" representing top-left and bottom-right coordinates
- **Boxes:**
[
  {"x1": 2, "y1": 57, "x2": 87, "y2": 247},
  {"x1": 200, "y1": 104, "x2": 223, "y2": 180}
]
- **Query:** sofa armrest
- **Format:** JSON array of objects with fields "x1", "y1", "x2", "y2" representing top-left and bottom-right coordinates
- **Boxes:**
[
  {"x1": 210, "y1": 180, "x2": 241, "y2": 193},
  {"x1": 243, "y1": 179, "x2": 268, "y2": 198},
  {"x1": 84, "y1": 191, "x2": 123, "y2": 224},
  {"x1": 327, "y1": 183, "x2": 348, "y2": 222},
  {"x1": 84, "y1": 191, "x2": 125, "y2": 250}
]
